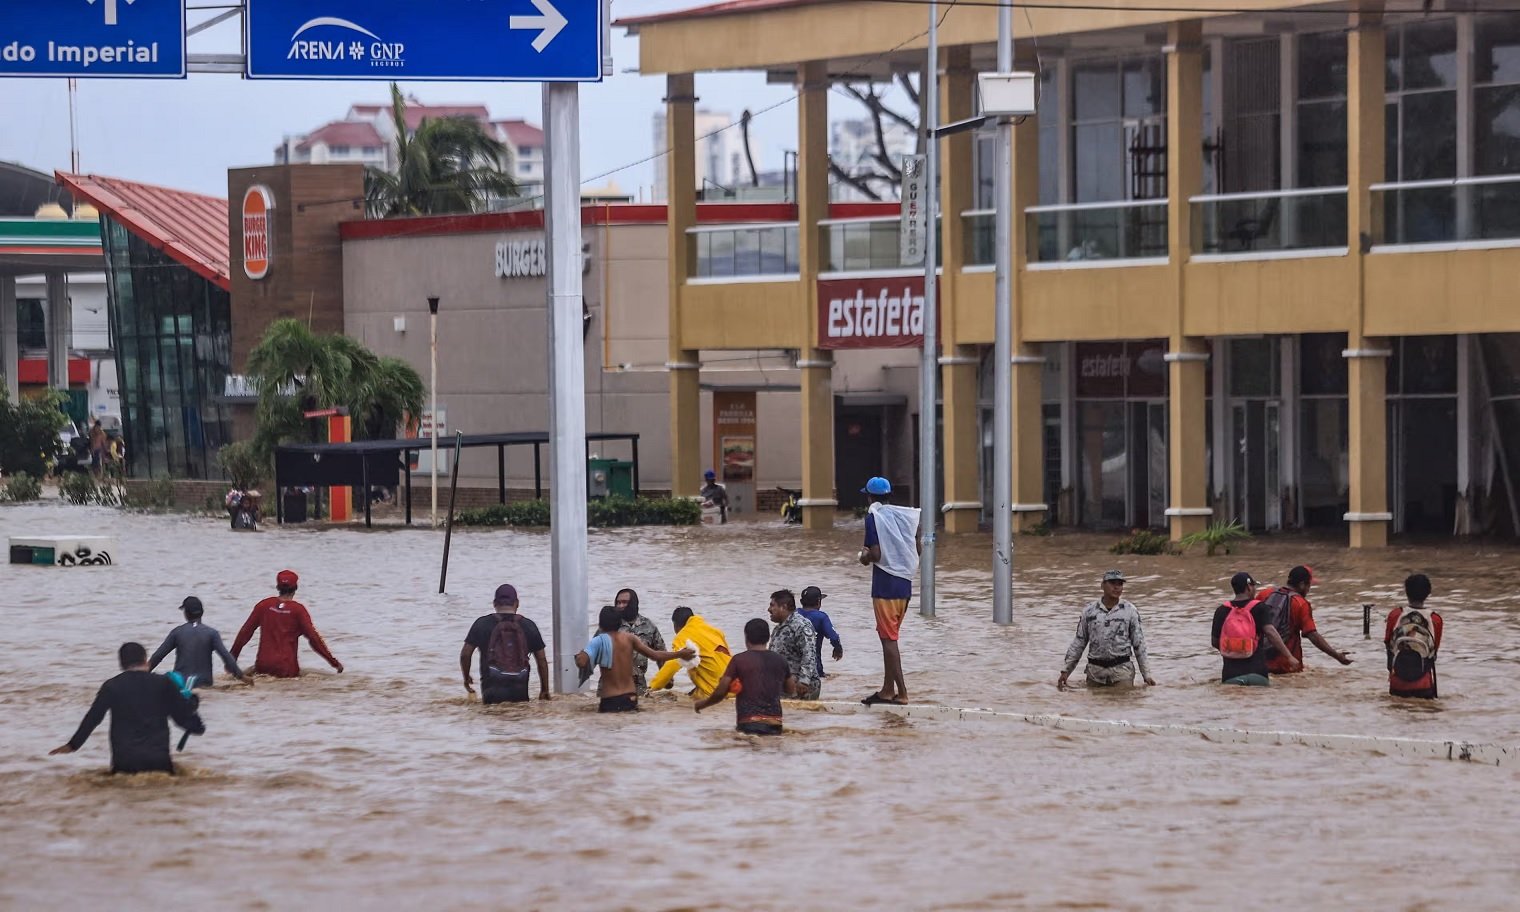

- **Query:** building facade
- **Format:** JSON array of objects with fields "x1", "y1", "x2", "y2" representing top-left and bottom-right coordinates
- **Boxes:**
[{"x1": 619, "y1": 0, "x2": 1520, "y2": 545}]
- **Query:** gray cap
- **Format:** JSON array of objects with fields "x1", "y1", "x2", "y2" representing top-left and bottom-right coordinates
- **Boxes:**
[{"x1": 1102, "y1": 569, "x2": 1126, "y2": 583}]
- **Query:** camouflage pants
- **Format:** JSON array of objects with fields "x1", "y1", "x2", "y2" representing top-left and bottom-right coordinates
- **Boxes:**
[{"x1": 1084, "y1": 660, "x2": 1136, "y2": 687}]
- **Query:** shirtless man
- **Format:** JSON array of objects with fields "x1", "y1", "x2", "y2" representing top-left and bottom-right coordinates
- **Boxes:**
[{"x1": 575, "y1": 606, "x2": 693, "y2": 712}]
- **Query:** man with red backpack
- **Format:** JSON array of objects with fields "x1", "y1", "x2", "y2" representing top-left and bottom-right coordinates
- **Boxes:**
[
  {"x1": 461, "y1": 584, "x2": 550, "y2": 704},
  {"x1": 1384, "y1": 573, "x2": 1442, "y2": 699},
  {"x1": 1212, "y1": 572, "x2": 1299, "y2": 685},
  {"x1": 1256, "y1": 565, "x2": 1353, "y2": 674}
]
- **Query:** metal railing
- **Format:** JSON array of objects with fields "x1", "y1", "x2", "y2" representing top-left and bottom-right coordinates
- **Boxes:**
[
  {"x1": 1190, "y1": 187, "x2": 1348, "y2": 255},
  {"x1": 1024, "y1": 200, "x2": 1169, "y2": 265},
  {"x1": 687, "y1": 222, "x2": 799, "y2": 279},
  {"x1": 1372, "y1": 174, "x2": 1520, "y2": 247}
]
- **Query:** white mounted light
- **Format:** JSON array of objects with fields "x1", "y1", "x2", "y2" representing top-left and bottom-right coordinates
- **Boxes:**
[
  {"x1": 977, "y1": 71, "x2": 1037, "y2": 117},
  {"x1": 393, "y1": 316, "x2": 407, "y2": 333}
]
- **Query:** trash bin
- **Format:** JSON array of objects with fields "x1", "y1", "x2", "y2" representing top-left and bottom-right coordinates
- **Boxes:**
[
  {"x1": 587, "y1": 458, "x2": 635, "y2": 499},
  {"x1": 283, "y1": 488, "x2": 308, "y2": 523}
]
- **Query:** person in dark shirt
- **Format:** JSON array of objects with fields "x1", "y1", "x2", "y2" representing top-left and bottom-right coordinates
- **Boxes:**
[
  {"x1": 798, "y1": 585, "x2": 843, "y2": 681},
  {"x1": 695, "y1": 618, "x2": 796, "y2": 735},
  {"x1": 461, "y1": 583, "x2": 550, "y2": 704},
  {"x1": 51, "y1": 642, "x2": 205, "y2": 774},
  {"x1": 1211, "y1": 572, "x2": 1299, "y2": 685},
  {"x1": 700, "y1": 470, "x2": 729, "y2": 523},
  {"x1": 149, "y1": 596, "x2": 252, "y2": 688}
]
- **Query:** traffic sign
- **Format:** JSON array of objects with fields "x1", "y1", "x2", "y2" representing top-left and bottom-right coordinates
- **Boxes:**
[
  {"x1": 0, "y1": 0, "x2": 186, "y2": 78},
  {"x1": 245, "y1": 0, "x2": 602, "y2": 82}
]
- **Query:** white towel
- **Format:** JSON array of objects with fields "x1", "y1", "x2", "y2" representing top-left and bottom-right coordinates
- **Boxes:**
[{"x1": 869, "y1": 502, "x2": 921, "y2": 581}]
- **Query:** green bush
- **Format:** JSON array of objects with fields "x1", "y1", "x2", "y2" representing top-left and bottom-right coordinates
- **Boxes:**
[
  {"x1": 1110, "y1": 528, "x2": 1175, "y2": 556},
  {"x1": 59, "y1": 472, "x2": 121, "y2": 507},
  {"x1": 1021, "y1": 520, "x2": 1053, "y2": 537},
  {"x1": 1179, "y1": 519, "x2": 1252, "y2": 556},
  {"x1": 0, "y1": 388, "x2": 67, "y2": 477},
  {"x1": 455, "y1": 496, "x2": 701, "y2": 528},
  {"x1": 1, "y1": 472, "x2": 42, "y2": 503},
  {"x1": 216, "y1": 441, "x2": 269, "y2": 491}
]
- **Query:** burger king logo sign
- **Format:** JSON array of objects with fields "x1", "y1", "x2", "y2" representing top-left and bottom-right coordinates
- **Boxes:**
[{"x1": 242, "y1": 185, "x2": 274, "y2": 280}]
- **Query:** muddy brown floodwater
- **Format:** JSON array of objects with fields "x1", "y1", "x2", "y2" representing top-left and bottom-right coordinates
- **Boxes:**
[{"x1": 3, "y1": 502, "x2": 1519, "y2": 909}]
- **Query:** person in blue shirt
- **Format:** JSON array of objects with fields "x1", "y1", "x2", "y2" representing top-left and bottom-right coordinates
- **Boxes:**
[{"x1": 798, "y1": 586, "x2": 843, "y2": 682}]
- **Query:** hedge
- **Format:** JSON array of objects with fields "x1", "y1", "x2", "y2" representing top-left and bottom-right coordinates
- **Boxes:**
[{"x1": 455, "y1": 496, "x2": 700, "y2": 528}]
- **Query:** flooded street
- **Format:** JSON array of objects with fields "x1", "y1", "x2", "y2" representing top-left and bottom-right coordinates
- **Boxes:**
[{"x1": 3, "y1": 503, "x2": 1519, "y2": 909}]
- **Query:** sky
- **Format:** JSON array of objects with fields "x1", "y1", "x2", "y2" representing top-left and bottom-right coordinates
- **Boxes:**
[{"x1": 0, "y1": 0, "x2": 816, "y2": 201}]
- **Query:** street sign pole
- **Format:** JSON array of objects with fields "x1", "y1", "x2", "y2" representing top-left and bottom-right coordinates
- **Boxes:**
[
  {"x1": 544, "y1": 82, "x2": 589, "y2": 694},
  {"x1": 918, "y1": 0, "x2": 940, "y2": 618}
]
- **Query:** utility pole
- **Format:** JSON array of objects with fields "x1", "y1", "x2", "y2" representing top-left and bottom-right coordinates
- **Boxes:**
[
  {"x1": 428, "y1": 296, "x2": 439, "y2": 527},
  {"x1": 992, "y1": 0, "x2": 1015, "y2": 625},
  {"x1": 919, "y1": 0, "x2": 941, "y2": 617}
]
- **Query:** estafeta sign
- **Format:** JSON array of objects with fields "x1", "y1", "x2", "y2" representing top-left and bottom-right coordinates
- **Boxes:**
[
  {"x1": 242, "y1": 185, "x2": 274, "y2": 280},
  {"x1": 817, "y1": 275, "x2": 939, "y2": 350},
  {"x1": 899, "y1": 154, "x2": 928, "y2": 267}
]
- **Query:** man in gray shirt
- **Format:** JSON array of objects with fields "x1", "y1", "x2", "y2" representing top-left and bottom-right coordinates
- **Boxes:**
[
  {"x1": 1058, "y1": 570, "x2": 1157, "y2": 690},
  {"x1": 149, "y1": 597, "x2": 252, "y2": 688}
]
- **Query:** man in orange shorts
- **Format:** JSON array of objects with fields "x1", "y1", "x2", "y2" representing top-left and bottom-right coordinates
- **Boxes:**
[{"x1": 857, "y1": 477, "x2": 921, "y2": 706}]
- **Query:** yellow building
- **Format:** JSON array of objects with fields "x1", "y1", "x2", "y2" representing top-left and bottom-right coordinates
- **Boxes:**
[{"x1": 620, "y1": 0, "x2": 1520, "y2": 546}]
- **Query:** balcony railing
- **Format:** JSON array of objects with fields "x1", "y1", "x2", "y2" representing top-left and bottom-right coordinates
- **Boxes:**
[
  {"x1": 1372, "y1": 175, "x2": 1520, "y2": 247},
  {"x1": 688, "y1": 223, "x2": 799, "y2": 280},
  {"x1": 822, "y1": 215, "x2": 941, "y2": 274},
  {"x1": 1191, "y1": 187, "x2": 1348, "y2": 256},
  {"x1": 1025, "y1": 200, "x2": 1169, "y2": 265}
]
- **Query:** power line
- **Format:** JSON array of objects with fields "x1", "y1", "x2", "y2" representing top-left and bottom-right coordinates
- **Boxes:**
[{"x1": 839, "y1": 0, "x2": 1483, "y2": 16}]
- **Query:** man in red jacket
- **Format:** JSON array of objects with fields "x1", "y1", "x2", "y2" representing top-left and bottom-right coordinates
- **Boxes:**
[{"x1": 232, "y1": 570, "x2": 344, "y2": 678}]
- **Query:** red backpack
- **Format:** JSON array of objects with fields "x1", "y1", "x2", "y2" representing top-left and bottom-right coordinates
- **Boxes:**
[
  {"x1": 486, "y1": 615, "x2": 531, "y2": 684},
  {"x1": 1218, "y1": 600, "x2": 1260, "y2": 659}
]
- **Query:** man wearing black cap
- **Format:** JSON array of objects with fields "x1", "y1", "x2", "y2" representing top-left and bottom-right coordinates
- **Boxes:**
[
  {"x1": 461, "y1": 584, "x2": 550, "y2": 704},
  {"x1": 1211, "y1": 572, "x2": 1299, "y2": 686},
  {"x1": 1058, "y1": 570, "x2": 1157, "y2": 690},
  {"x1": 798, "y1": 586, "x2": 843, "y2": 685},
  {"x1": 149, "y1": 597, "x2": 252, "y2": 688},
  {"x1": 1256, "y1": 566, "x2": 1352, "y2": 674}
]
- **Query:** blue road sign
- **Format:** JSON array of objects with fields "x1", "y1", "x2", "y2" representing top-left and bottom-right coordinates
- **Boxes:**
[
  {"x1": 246, "y1": 0, "x2": 602, "y2": 82},
  {"x1": 0, "y1": 0, "x2": 185, "y2": 78}
]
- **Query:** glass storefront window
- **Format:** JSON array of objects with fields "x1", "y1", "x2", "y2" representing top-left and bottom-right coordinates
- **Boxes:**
[
  {"x1": 1070, "y1": 55, "x2": 1167, "y2": 203},
  {"x1": 1299, "y1": 332, "x2": 1348, "y2": 396},
  {"x1": 1296, "y1": 32, "x2": 1348, "y2": 188}
]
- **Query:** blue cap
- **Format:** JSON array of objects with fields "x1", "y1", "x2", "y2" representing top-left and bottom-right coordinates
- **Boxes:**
[
  {"x1": 704, "y1": 469, "x2": 716, "y2": 480},
  {"x1": 861, "y1": 477, "x2": 892, "y2": 495}
]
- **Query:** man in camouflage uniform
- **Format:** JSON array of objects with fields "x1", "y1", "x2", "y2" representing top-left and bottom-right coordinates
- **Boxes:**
[
  {"x1": 616, "y1": 588, "x2": 666, "y2": 693},
  {"x1": 1057, "y1": 569, "x2": 1158, "y2": 690},
  {"x1": 767, "y1": 589, "x2": 820, "y2": 700}
]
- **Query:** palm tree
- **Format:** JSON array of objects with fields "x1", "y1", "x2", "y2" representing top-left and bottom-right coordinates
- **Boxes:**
[
  {"x1": 244, "y1": 319, "x2": 425, "y2": 455},
  {"x1": 366, "y1": 83, "x2": 521, "y2": 217}
]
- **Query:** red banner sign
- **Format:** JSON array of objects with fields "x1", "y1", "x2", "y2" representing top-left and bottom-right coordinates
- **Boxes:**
[{"x1": 817, "y1": 275, "x2": 937, "y2": 350}]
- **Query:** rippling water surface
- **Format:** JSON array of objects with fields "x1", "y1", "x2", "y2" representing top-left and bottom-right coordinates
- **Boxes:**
[{"x1": 3, "y1": 503, "x2": 1518, "y2": 909}]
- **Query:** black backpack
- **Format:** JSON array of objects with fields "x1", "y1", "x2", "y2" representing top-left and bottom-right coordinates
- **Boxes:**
[
  {"x1": 1260, "y1": 587, "x2": 1294, "y2": 656},
  {"x1": 486, "y1": 615, "x2": 531, "y2": 686}
]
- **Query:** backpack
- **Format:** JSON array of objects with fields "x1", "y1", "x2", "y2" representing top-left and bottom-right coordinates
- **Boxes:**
[
  {"x1": 1390, "y1": 609, "x2": 1436, "y2": 682},
  {"x1": 485, "y1": 615, "x2": 531, "y2": 686},
  {"x1": 1218, "y1": 600, "x2": 1259, "y2": 659},
  {"x1": 1260, "y1": 587, "x2": 1294, "y2": 656}
]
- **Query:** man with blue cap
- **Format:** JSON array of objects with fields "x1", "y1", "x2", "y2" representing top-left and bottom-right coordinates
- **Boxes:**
[
  {"x1": 700, "y1": 469, "x2": 729, "y2": 523},
  {"x1": 856, "y1": 476, "x2": 921, "y2": 705}
]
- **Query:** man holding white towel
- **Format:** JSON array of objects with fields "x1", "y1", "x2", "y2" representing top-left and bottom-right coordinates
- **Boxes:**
[{"x1": 857, "y1": 477, "x2": 921, "y2": 706}]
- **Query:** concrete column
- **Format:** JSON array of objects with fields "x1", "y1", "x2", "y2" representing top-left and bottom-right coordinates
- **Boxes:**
[
  {"x1": 940, "y1": 48, "x2": 982, "y2": 533},
  {"x1": 46, "y1": 272, "x2": 71, "y2": 391},
  {"x1": 665, "y1": 74, "x2": 702, "y2": 499},
  {"x1": 1008, "y1": 85, "x2": 1045, "y2": 531},
  {"x1": 1166, "y1": 21, "x2": 1211, "y2": 540},
  {"x1": 797, "y1": 60, "x2": 835, "y2": 529},
  {"x1": 1346, "y1": 10, "x2": 1390, "y2": 548},
  {"x1": 0, "y1": 275, "x2": 17, "y2": 402}
]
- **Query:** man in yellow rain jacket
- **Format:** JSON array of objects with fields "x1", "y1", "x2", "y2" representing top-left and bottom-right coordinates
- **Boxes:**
[{"x1": 649, "y1": 607, "x2": 733, "y2": 699}]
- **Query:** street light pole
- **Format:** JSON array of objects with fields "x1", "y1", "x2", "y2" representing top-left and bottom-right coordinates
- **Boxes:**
[
  {"x1": 919, "y1": 0, "x2": 940, "y2": 617},
  {"x1": 428, "y1": 295, "x2": 440, "y2": 528},
  {"x1": 992, "y1": 0, "x2": 1015, "y2": 624}
]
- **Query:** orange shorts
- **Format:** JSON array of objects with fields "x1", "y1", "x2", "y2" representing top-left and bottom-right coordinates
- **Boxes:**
[{"x1": 873, "y1": 597, "x2": 909, "y2": 641}]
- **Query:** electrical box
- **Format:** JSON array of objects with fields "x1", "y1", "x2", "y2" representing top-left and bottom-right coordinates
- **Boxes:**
[{"x1": 978, "y1": 71, "x2": 1037, "y2": 117}]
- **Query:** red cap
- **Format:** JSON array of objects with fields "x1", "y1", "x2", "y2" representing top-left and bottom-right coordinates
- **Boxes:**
[{"x1": 276, "y1": 569, "x2": 299, "y2": 589}]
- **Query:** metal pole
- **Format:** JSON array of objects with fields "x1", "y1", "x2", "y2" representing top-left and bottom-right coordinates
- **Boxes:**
[
  {"x1": 917, "y1": 0, "x2": 941, "y2": 618},
  {"x1": 992, "y1": 0, "x2": 1015, "y2": 625},
  {"x1": 428, "y1": 296, "x2": 440, "y2": 527},
  {"x1": 545, "y1": 82, "x2": 590, "y2": 695}
]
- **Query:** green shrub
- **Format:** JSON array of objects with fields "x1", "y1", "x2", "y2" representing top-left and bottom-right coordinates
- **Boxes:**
[
  {"x1": 0, "y1": 388, "x2": 66, "y2": 477},
  {"x1": 59, "y1": 473, "x2": 122, "y2": 507},
  {"x1": 1, "y1": 472, "x2": 42, "y2": 503},
  {"x1": 216, "y1": 441, "x2": 269, "y2": 491},
  {"x1": 1179, "y1": 519, "x2": 1252, "y2": 557},
  {"x1": 1021, "y1": 520, "x2": 1052, "y2": 537},
  {"x1": 454, "y1": 497, "x2": 701, "y2": 528},
  {"x1": 1110, "y1": 528, "x2": 1175, "y2": 556}
]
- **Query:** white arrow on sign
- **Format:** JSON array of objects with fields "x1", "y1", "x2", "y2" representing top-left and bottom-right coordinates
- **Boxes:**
[
  {"x1": 86, "y1": 0, "x2": 137, "y2": 27},
  {"x1": 510, "y1": 0, "x2": 568, "y2": 53}
]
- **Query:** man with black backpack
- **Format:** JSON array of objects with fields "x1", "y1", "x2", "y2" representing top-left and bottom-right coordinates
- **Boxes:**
[
  {"x1": 1256, "y1": 565, "x2": 1353, "y2": 674},
  {"x1": 461, "y1": 584, "x2": 550, "y2": 704},
  {"x1": 1384, "y1": 573, "x2": 1443, "y2": 699}
]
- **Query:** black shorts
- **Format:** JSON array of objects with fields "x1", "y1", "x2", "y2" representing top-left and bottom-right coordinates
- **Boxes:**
[
  {"x1": 599, "y1": 694, "x2": 639, "y2": 713},
  {"x1": 737, "y1": 721, "x2": 783, "y2": 736}
]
